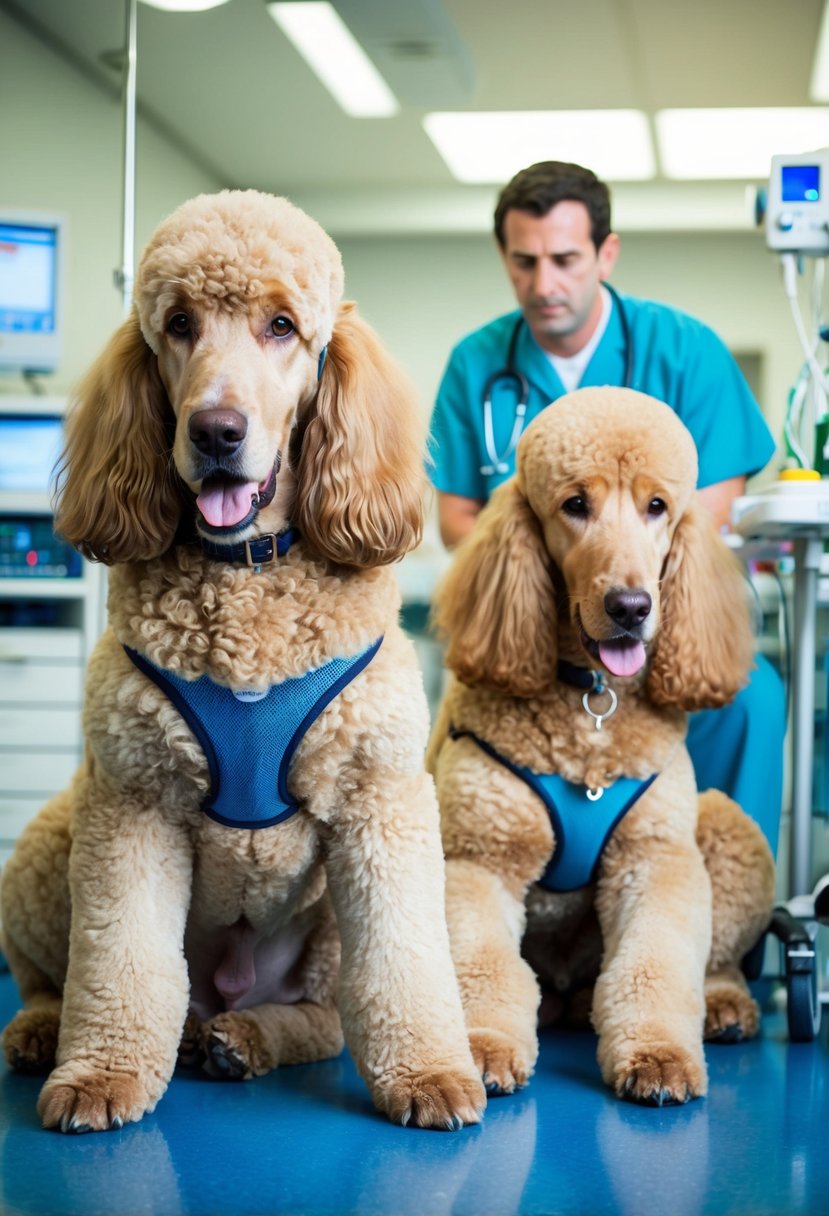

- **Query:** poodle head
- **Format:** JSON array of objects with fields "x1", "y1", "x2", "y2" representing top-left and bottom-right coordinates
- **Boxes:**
[
  {"x1": 55, "y1": 190, "x2": 424, "y2": 568},
  {"x1": 434, "y1": 387, "x2": 753, "y2": 708},
  {"x1": 133, "y1": 190, "x2": 343, "y2": 539},
  {"x1": 517, "y1": 387, "x2": 698, "y2": 680}
]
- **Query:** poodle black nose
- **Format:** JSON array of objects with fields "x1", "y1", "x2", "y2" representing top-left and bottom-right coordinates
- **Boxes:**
[
  {"x1": 188, "y1": 408, "x2": 247, "y2": 459},
  {"x1": 604, "y1": 588, "x2": 652, "y2": 630}
]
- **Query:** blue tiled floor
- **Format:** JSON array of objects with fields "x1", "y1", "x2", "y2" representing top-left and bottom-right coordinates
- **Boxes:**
[{"x1": 2, "y1": 973, "x2": 829, "y2": 1216}]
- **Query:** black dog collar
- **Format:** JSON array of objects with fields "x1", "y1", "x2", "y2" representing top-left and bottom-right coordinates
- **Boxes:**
[
  {"x1": 557, "y1": 659, "x2": 604, "y2": 691},
  {"x1": 200, "y1": 527, "x2": 299, "y2": 569}
]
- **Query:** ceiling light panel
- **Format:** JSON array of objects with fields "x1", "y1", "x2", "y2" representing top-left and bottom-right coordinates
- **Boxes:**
[
  {"x1": 657, "y1": 108, "x2": 829, "y2": 179},
  {"x1": 138, "y1": 0, "x2": 231, "y2": 11},
  {"x1": 422, "y1": 111, "x2": 655, "y2": 183},
  {"x1": 266, "y1": 1, "x2": 398, "y2": 117}
]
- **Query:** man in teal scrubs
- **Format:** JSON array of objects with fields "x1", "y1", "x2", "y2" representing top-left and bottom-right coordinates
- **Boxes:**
[{"x1": 429, "y1": 160, "x2": 784, "y2": 853}]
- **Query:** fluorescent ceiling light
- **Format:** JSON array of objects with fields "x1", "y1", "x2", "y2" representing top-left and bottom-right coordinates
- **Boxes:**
[
  {"x1": 812, "y1": 1, "x2": 829, "y2": 100},
  {"x1": 266, "y1": 2, "x2": 398, "y2": 118},
  {"x1": 422, "y1": 111, "x2": 655, "y2": 183},
  {"x1": 656, "y1": 108, "x2": 829, "y2": 179},
  {"x1": 138, "y1": 0, "x2": 231, "y2": 10}
]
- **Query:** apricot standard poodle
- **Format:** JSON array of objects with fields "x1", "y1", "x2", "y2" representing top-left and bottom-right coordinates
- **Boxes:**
[
  {"x1": 1, "y1": 190, "x2": 484, "y2": 1132},
  {"x1": 429, "y1": 387, "x2": 775, "y2": 1106}
]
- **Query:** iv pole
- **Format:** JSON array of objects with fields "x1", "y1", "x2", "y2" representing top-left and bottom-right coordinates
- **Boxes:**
[
  {"x1": 95, "y1": 0, "x2": 138, "y2": 640},
  {"x1": 114, "y1": 0, "x2": 138, "y2": 315}
]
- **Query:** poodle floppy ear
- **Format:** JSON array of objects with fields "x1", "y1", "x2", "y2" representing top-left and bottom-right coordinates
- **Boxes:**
[
  {"x1": 54, "y1": 313, "x2": 181, "y2": 565},
  {"x1": 647, "y1": 500, "x2": 755, "y2": 711},
  {"x1": 293, "y1": 302, "x2": 425, "y2": 568},
  {"x1": 432, "y1": 481, "x2": 558, "y2": 696}
]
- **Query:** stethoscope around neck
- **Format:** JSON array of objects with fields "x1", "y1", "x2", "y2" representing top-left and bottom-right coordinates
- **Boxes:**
[{"x1": 480, "y1": 283, "x2": 633, "y2": 476}]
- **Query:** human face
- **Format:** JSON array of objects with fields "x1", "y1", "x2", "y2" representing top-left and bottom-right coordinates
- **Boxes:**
[{"x1": 500, "y1": 201, "x2": 620, "y2": 356}]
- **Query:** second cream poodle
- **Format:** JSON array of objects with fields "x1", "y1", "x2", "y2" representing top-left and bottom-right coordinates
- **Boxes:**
[
  {"x1": 1, "y1": 190, "x2": 484, "y2": 1133},
  {"x1": 429, "y1": 387, "x2": 775, "y2": 1105}
]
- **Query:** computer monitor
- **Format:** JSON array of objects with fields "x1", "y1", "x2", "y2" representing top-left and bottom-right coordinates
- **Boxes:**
[
  {"x1": 0, "y1": 211, "x2": 65, "y2": 375},
  {"x1": 0, "y1": 411, "x2": 63, "y2": 496}
]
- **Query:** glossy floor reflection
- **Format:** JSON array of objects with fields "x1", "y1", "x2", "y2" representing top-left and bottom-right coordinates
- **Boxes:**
[{"x1": 2, "y1": 973, "x2": 829, "y2": 1216}]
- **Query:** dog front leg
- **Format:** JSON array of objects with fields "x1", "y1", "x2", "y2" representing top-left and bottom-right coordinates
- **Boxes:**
[
  {"x1": 37, "y1": 795, "x2": 193, "y2": 1133},
  {"x1": 592, "y1": 837, "x2": 711, "y2": 1105},
  {"x1": 697, "y1": 788, "x2": 775, "y2": 1042},
  {"x1": 445, "y1": 858, "x2": 540, "y2": 1094},
  {"x1": 324, "y1": 771, "x2": 485, "y2": 1130}
]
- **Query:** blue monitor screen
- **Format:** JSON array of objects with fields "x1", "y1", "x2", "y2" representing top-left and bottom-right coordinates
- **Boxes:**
[
  {"x1": 0, "y1": 223, "x2": 58, "y2": 335},
  {"x1": 782, "y1": 164, "x2": 820, "y2": 203},
  {"x1": 0, "y1": 416, "x2": 63, "y2": 493}
]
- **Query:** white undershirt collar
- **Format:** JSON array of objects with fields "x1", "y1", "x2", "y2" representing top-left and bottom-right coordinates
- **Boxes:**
[{"x1": 545, "y1": 285, "x2": 612, "y2": 394}]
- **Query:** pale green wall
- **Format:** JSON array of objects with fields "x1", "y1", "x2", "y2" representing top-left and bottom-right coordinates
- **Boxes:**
[
  {"x1": 0, "y1": 8, "x2": 222, "y2": 396},
  {"x1": 335, "y1": 230, "x2": 808, "y2": 488}
]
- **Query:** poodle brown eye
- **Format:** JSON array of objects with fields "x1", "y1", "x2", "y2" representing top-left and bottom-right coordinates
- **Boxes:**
[
  {"x1": 270, "y1": 315, "x2": 295, "y2": 339},
  {"x1": 562, "y1": 496, "x2": 588, "y2": 518},
  {"x1": 647, "y1": 498, "x2": 667, "y2": 517},
  {"x1": 167, "y1": 312, "x2": 191, "y2": 339}
]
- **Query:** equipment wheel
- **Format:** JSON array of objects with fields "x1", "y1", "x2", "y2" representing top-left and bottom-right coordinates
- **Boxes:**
[{"x1": 786, "y1": 949, "x2": 821, "y2": 1042}]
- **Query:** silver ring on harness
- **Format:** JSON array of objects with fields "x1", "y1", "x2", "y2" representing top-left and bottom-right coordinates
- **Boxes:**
[{"x1": 582, "y1": 684, "x2": 618, "y2": 731}]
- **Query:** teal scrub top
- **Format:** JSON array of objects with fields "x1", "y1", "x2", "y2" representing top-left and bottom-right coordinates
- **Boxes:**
[{"x1": 428, "y1": 292, "x2": 777, "y2": 502}]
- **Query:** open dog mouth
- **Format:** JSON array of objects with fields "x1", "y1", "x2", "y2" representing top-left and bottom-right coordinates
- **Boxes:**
[
  {"x1": 195, "y1": 462, "x2": 278, "y2": 535},
  {"x1": 577, "y1": 612, "x2": 647, "y2": 679}
]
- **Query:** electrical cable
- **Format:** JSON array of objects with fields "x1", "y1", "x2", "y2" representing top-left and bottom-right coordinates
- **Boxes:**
[
  {"x1": 781, "y1": 253, "x2": 829, "y2": 408},
  {"x1": 784, "y1": 366, "x2": 810, "y2": 468}
]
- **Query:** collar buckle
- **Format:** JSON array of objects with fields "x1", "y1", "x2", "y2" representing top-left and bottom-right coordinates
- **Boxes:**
[
  {"x1": 199, "y1": 526, "x2": 297, "y2": 567},
  {"x1": 243, "y1": 535, "x2": 276, "y2": 571}
]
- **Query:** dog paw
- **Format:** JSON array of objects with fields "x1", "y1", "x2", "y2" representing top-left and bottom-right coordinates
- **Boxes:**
[
  {"x1": 200, "y1": 1012, "x2": 265, "y2": 1080},
  {"x1": 704, "y1": 981, "x2": 759, "y2": 1043},
  {"x1": 468, "y1": 1028, "x2": 536, "y2": 1096},
  {"x1": 612, "y1": 1044, "x2": 706, "y2": 1106},
  {"x1": 38, "y1": 1067, "x2": 154, "y2": 1133},
  {"x1": 3, "y1": 1008, "x2": 60, "y2": 1074},
  {"x1": 177, "y1": 1011, "x2": 206, "y2": 1069},
  {"x1": 376, "y1": 1066, "x2": 486, "y2": 1130}
]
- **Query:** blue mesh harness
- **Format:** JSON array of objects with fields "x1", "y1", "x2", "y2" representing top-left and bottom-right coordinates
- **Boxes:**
[
  {"x1": 450, "y1": 729, "x2": 656, "y2": 892},
  {"x1": 125, "y1": 638, "x2": 382, "y2": 829}
]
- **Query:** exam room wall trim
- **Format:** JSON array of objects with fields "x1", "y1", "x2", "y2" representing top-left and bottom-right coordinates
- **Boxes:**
[{"x1": 291, "y1": 182, "x2": 762, "y2": 239}]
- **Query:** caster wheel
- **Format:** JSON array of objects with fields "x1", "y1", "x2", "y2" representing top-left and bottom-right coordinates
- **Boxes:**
[{"x1": 786, "y1": 949, "x2": 821, "y2": 1042}]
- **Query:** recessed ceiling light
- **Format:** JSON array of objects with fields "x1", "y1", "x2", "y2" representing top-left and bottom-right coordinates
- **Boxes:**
[
  {"x1": 422, "y1": 111, "x2": 655, "y2": 184},
  {"x1": 656, "y1": 108, "x2": 829, "y2": 179},
  {"x1": 138, "y1": 0, "x2": 232, "y2": 11},
  {"x1": 266, "y1": 2, "x2": 398, "y2": 118}
]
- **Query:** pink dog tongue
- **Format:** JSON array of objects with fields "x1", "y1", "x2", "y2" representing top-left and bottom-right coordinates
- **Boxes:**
[
  {"x1": 196, "y1": 481, "x2": 258, "y2": 528},
  {"x1": 598, "y1": 639, "x2": 646, "y2": 678}
]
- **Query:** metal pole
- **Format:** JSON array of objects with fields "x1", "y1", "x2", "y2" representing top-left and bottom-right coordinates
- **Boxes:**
[
  {"x1": 790, "y1": 534, "x2": 823, "y2": 896},
  {"x1": 114, "y1": 0, "x2": 138, "y2": 315}
]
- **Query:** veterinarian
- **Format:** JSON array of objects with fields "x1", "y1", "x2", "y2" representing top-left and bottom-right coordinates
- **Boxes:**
[{"x1": 428, "y1": 159, "x2": 785, "y2": 854}]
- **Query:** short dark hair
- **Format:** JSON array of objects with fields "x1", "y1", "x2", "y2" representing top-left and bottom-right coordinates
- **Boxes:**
[{"x1": 493, "y1": 161, "x2": 612, "y2": 251}]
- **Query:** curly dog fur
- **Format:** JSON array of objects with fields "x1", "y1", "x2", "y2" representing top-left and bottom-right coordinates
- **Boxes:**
[
  {"x1": 429, "y1": 387, "x2": 775, "y2": 1105},
  {"x1": 1, "y1": 190, "x2": 484, "y2": 1132}
]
